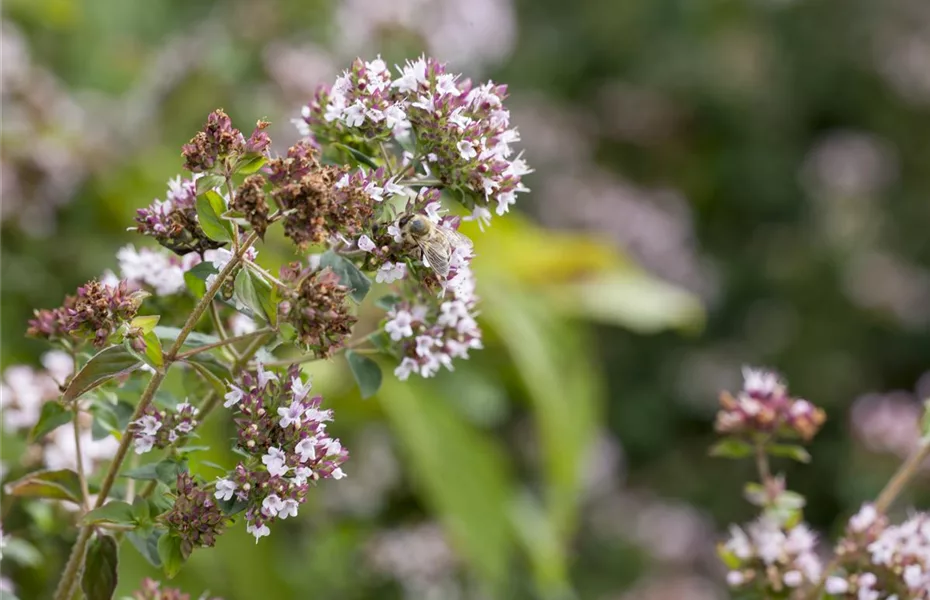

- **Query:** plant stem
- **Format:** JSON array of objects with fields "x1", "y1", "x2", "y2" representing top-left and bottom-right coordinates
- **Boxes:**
[
  {"x1": 874, "y1": 437, "x2": 930, "y2": 514},
  {"x1": 244, "y1": 260, "x2": 286, "y2": 288},
  {"x1": 398, "y1": 178, "x2": 442, "y2": 187},
  {"x1": 753, "y1": 440, "x2": 778, "y2": 507},
  {"x1": 209, "y1": 301, "x2": 229, "y2": 342},
  {"x1": 72, "y1": 408, "x2": 91, "y2": 512},
  {"x1": 379, "y1": 140, "x2": 394, "y2": 177},
  {"x1": 174, "y1": 328, "x2": 273, "y2": 361},
  {"x1": 53, "y1": 232, "x2": 259, "y2": 600}
]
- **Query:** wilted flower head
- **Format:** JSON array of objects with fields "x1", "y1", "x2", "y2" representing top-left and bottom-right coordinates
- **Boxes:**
[
  {"x1": 163, "y1": 473, "x2": 228, "y2": 558},
  {"x1": 297, "y1": 55, "x2": 531, "y2": 226},
  {"x1": 715, "y1": 367, "x2": 826, "y2": 441},
  {"x1": 266, "y1": 141, "x2": 377, "y2": 247},
  {"x1": 230, "y1": 174, "x2": 269, "y2": 239},
  {"x1": 28, "y1": 279, "x2": 146, "y2": 348},
  {"x1": 721, "y1": 516, "x2": 822, "y2": 595},
  {"x1": 280, "y1": 264, "x2": 357, "y2": 357},
  {"x1": 217, "y1": 365, "x2": 348, "y2": 542},
  {"x1": 133, "y1": 174, "x2": 226, "y2": 256},
  {"x1": 181, "y1": 109, "x2": 270, "y2": 173}
]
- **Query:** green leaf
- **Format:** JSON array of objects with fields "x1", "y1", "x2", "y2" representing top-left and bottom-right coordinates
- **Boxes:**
[
  {"x1": 235, "y1": 154, "x2": 267, "y2": 175},
  {"x1": 921, "y1": 399, "x2": 930, "y2": 439},
  {"x1": 709, "y1": 438, "x2": 754, "y2": 459},
  {"x1": 333, "y1": 142, "x2": 379, "y2": 169},
  {"x1": 148, "y1": 483, "x2": 174, "y2": 515},
  {"x1": 375, "y1": 294, "x2": 401, "y2": 311},
  {"x1": 2, "y1": 537, "x2": 42, "y2": 567},
  {"x1": 90, "y1": 400, "x2": 134, "y2": 440},
  {"x1": 130, "y1": 315, "x2": 160, "y2": 334},
  {"x1": 717, "y1": 543, "x2": 742, "y2": 569},
  {"x1": 249, "y1": 267, "x2": 279, "y2": 327},
  {"x1": 63, "y1": 346, "x2": 141, "y2": 403},
  {"x1": 379, "y1": 376, "x2": 514, "y2": 590},
  {"x1": 132, "y1": 496, "x2": 151, "y2": 525},
  {"x1": 153, "y1": 326, "x2": 221, "y2": 350},
  {"x1": 766, "y1": 444, "x2": 811, "y2": 464},
  {"x1": 30, "y1": 402, "x2": 71, "y2": 441},
  {"x1": 82, "y1": 501, "x2": 136, "y2": 526},
  {"x1": 217, "y1": 495, "x2": 249, "y2": 516},
  {"x1": 367, "y1": 331, "x2": 393, "y2": 354},
  {"x1": 184, "y1": 359, "x2": 228, "y2": 398},
  {"x1": 321, "y1": 250, "x2": 371, "y2": 302},
  {"x1": 195, "y1": 174, "x2": 224, "y2": 195},
  {"x1": 128, "y1": 529, "x2": 164, "y2": 568},
  {"x1": 157, "y1": 532, "x2": 186, "y2": 578},
  {"x1": 142, "y1": 331, "x2": 164, "y2": 369},
  {"x1": 345, "y1": 350, "x2": 382, "y2": 399},
  {"x1": 82, "y1": 534, "x2": 119, "y2": 600},
  {"x1": 123, "y1": 458, "x2": 187, "y2": 484},
  {"x1": 234, "y1": 269, "x2": 266, "y2": 323},
  {"x1": 196, "y1": 190, "x2": 233, "y2": 242},
  {"x1": 183, "y1": 263, "x2": 218, "y2": 299},
  {"x1": 5, "y1": 469, "x2": 83, "y2": 504}
]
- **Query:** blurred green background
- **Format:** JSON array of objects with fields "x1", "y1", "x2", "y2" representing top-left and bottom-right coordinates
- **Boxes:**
[{"x1": 2, "y1": 0, "x2": 930, "y2": 598}]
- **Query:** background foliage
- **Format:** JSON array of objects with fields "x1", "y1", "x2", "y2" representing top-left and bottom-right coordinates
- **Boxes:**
[{"x1": 2, "y1": 0, "x2": 930, "y2": 598}]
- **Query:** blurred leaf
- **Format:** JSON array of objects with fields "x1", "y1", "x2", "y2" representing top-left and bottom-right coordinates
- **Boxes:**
[
  {"x1": 82, "y1": 501, "x2": 136, "y2": 525},
  {"x1": 766, "y1": 444, "x2": 811, "y2": 464},
  {"x1": 217, "y1": 495, "x2": 249, "y2": 516},
  {"x1": 128, "y1": 529, "x2": 164, "y2": 568},
  {"x1": 5, "y1": 469, "x2": 83, "y2": 504},
  {"x1": 123, "y1": 458, "x2": 187, "y2": 484},
  {"x1": 196, "y1": 174, "x2": 224, "y2": 195},
  {"x1": 482, "y1": 282, "x2": 599, "y2": 544},
  {"x1": 154, "y1": 326, "x2": 221, "y2": 350},
  {"x1": 333, "y1": 142, "x2": 379, "y2": 169},
  {"x1": 345, "y1": 350, "x2": 382, "y2": 399},
  {"x1": 197, "y1": 191, "x2": 234, "y2": 243},
  {"x1": 375, "y1": 294, "x2": 401, "y2": 310},
  {"x1": 130, "y1": 315, "x2": 160, "y2": 334},
  {"x1": 148, "y1": 483, "x2": 174, "y2": 515},
  {"x1": 710, "y1": 439, "x2": 754, "y2": 459},
  {"x1": 717, "y1": 543, "x2": 742, "y2": 569},
  {"x1": 90, "y1": 399, "x2": 134, "y2": 441},
  {"x1": 321, "y1": 250, "x2": 371, "y2": 302},
  {"x1": 63, "y1": 346, "x2": 141, "y2": 403},
  {"x1": 510, "y1": 492, "x2": 572, "y2": 600},
  {"x1": 30, "y1": 401, "x2": 71, "y2": 441},
  {"x1": 82, "y1": 534, "x2": 118, "y2": 600},
  {"x1": 157, "y1": 532, "x2": 186, "y2": 578},
  {"x1": 132, "y1": 496, "x2": 151, "y2": 525},
  {"x1": 379, "y1": 376, "x2": 514, "y2": 590},
  {"x1": 921, "y1": 399, "x2": 930, "y2": 439},
  {"x1": 549, "y1": 269, "x2": 704, "y2": 334},
  {"x1": 184, "y1": 359, "x2": 228, "y2": 398}
]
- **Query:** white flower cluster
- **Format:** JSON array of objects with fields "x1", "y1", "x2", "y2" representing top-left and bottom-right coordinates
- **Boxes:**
[
  {"x1": 384, "y1": 248, "x2": 482, "y2": 380},
  {"x1": 826, "y1": 506, "x2": 930, "y2": 599},
  {"x1": 102, "y1": 244, "x2": 201, "y2": 296},
  {"x1": 724, "y1": 516, "x2": 822, "y2": 592}
]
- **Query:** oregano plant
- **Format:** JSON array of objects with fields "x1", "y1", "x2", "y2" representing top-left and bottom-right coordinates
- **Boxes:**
[{"x1": 1, "y1": 55, "x2": 531, "y2": 600}]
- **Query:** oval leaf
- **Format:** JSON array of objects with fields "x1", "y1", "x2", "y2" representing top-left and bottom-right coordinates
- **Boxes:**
[
  {"x1": 244, "y1": 266, "x2": 279, "y2": 326},
  {"x1": 63, "y1": 346, "x2": 141, "y2": 403},
  {"x1": 5, "y1": 469, "x2": 83, "y2": 504},
  {"x1": 235, "y1": 155, "x2": 267, "y2": 175},
  {"x1": 196, "y1": 174, "x2": 225, "y2": 195},
  {"x1": 82, "y1": 501, "x2": 136, "y2": 526},
  {"x1": 128, "y1": 529, "x2": 164, "y2": 568},
  {"x1": 123, "y1": 458, "x2": 188, "y2": 484},
  {"x1": 766, "y1": 444, "x2": 812, "y2": 464},
  {"x1": 321, "y1": 250, "x2": 371, "y2": 302},
  {"x1": 130, "y1": 315, "x2": 160, "y2": 334},
  {"x1": 709, "y1": 438, "x2": 754, "y2": 460},
  {"x1": 332, "y1": 142, "x2": 379, "y2": 169},
  {"x1": 30, "y1": 401, "x2": 71, "y2": 441},
  {"x1": 345, "y1": 350, "x2": 382, "y2": 399},
  {"x1": 157, "y1": 532, "x2": 186, "y2": 578},
  {"x1": 142, "y1": 331, "x2": 164, "y2": 369},
  {"x1": 82, "y1": 534, "x2": 119, "y2": 600},
  {"x1": 196, "y1": 191, "x2": 233, "y2": 243}
]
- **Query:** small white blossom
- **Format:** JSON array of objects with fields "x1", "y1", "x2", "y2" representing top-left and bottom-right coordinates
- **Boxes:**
[
  {"x1": 457, "y1": 140, "x2": 478, "y2": 160},
  {"x1": 214, "y1": 478, "x2": 236, "y2": 501},
  {"x1": 277, "y1": 400, "x2": 304, "y2": 429},
  {"x1": 295, "y1": 438, "x2": 317, "y2": 463},
  {"x1": 133, "y1": 434, "x2": 156, "y2": 455},
  {"x1": 331, "y1": 467, "x2": 347, "y2": 480},
  {"x1": 850, "y1": 504, "x2": 878, "y2": 532},
  {"x1": 262, "y1": 494, "x2": 286, "y2": 517},
  {"x1": 394, "y1": 357, "x2": 419, "y2": 381},
  {"x1": 224, "y1": 385, "x2": 244, "y2": 408},
  {"x1": 134, "y1": 415, "x2": 162, "y2": 436},
  {"x1": 278, "y1": 498, "x2": 299, "y2": 519},
  {"x1": 290, "y1": 376, "x2": 312, "y2": 402},
  {"x1": 376, "y1": 262, "x2": 406, "y2": 284},
  {"x1": 344, "y1": 101, "x2": 367, "y2": 127},
  {"x1": 256, "y1": 364, "x2": 278, "y2": 388},
  {"x1": 261, "y1": 447, "x2": 290, "y2": 477},
  {"x1": 247, "y1": 521, "x2": 271, "y2": 542},
  {"x1": 292, "y1": 466, "x2": 313, "y2": 485},
  {"x1": 357, "y1": 234, "x2": 377, "y2": 252},
  {"x1": 824, "y1": 577, "x2": 848, "y2": 594},
  {"x1": 385, "y1": 310, "x2": 415, "y2": 340}
]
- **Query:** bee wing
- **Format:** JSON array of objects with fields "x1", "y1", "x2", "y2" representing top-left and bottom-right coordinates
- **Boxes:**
[
  {"x1": 420, "y1": 239, "x2": 452, "y2": 277},
  {"x1": 445, "y1": 229, "x2": 474, "y2": 249}
]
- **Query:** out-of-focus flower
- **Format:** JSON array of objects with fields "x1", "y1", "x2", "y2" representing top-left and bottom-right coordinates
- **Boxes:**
[
  {"x1": 851, "y1": 391, "x2": 923, "y2": 459},
  {"x1": 617, "y1": 576, "x2": 724, "y2": 600},
  {"x1": 0, "y1": 357, "x2": 65, "y2": 430},
  {"x1": 130, "y1": 578, "x2": 223, "y2": 600},
  {"x1": 842, "y1": 250, "x2": 930, "y2": 328},
  {"x1": 103, "y1": 245, "x2": 202, "y2": 296},
  {"x1": 228, "y1": 313, "x2": 258, "y2": 337},
  {"x1": 827, "y1": 506, "x2": 930, "y2": 599},
  {"x1": 715, "y1": 366, "x2": 825, "y2": 441},
  {"x1": 366, "y1": 522, "x2": 461, "y2": 599},
  {"x1": 721, "y1": 517, "x2": 822, "y2": 594},
  {"x1": 219, "y1": 365, "x2": 348, "y2": 542},
  {"x1": 323, "y1": 425, "x2": 400, "y2": 516}
]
